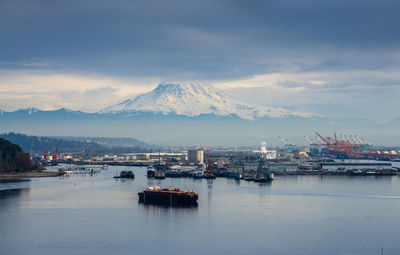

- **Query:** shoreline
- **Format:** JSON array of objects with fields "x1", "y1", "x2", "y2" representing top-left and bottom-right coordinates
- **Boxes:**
[
  {"x1": 0, "y1": 171, "x2": 63, "y2": 179},
  {"x1": 273, "y1": 170, "x2": 399, "y2": 176}
]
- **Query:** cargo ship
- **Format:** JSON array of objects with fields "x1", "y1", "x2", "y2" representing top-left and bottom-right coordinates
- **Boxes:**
[{"x1": 138, "y1": 186, "x2": 198, "y2": 206}]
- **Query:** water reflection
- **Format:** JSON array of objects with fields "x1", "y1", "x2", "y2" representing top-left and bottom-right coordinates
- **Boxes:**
[
  {"x1": 0, "y1": 188, "x2": 30, "y2": 210},
  {"x1": 140, "y1": 203, "x2": 198, "y2": 218},
  {"x1": 0, "y1": 167, "x2": 399, "y2": 255},
  {"x1": 0, "y1": 179, "x2": 30, "y2": 184},
  {"x1": 207, "y1": 179, "x2": 213, "y2": 207},
  {"x1": 0, "y1": 188, "x2": 30, "y2": 199},
  {"x1": 114, "y1": 178, "x2": 135, "y2": 184},
  {"x1": 258, "y1": 181, "x2": 272, "y2": 187}
]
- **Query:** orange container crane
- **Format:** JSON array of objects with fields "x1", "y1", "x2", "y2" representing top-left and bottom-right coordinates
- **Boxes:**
[
  {"x1": 53, "y1": 144, "x2": 60, "y2": 161},
  {"x1": 42, "y1": 143, "x2": 47, "y2": 160}
]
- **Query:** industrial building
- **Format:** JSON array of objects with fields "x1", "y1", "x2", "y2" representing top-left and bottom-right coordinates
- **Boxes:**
[
  {"x1": 243, "y1": 162, "x2": 298, "y2": 172},
  {"x1": 267, "y1": 162, "x2": 299, "y2": 172},
  {"x1": 320, "y1": 162, "x2": 392, "y2": 172},
  {"x1": 136, "y1": 153, "x2": 150, "y2": 160},
  {"x1": 187, "y1": 149, "x2": 204, "y2": 165},
  {"x1": 262, "y1": 150, "x2": 277, "y2": 160}
]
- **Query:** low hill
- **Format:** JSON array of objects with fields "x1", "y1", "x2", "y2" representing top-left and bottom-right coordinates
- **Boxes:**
[
  {"x1": 0, "y1": 138, "x2": 33, "y2": 173},
  {"x1": 0, "y1": 133, "x2": 103, "y2": 154}
]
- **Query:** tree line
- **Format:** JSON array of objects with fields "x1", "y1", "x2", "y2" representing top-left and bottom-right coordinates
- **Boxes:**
[{"x1": 0, "y1": 138, "x2": 37, "y2": 173}]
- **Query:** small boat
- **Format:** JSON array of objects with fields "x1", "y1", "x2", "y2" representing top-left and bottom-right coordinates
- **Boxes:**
[
  {"x1": 265, "y1": 172, "x2": 274, "y2": 180},
  {"x1": 203, "y1": 172, "x2": 216, "y2": 179},
  {"x1": 253, "y1": 172, "x2": 273, "y2": 182},
  {"x1": 253, "y1": 176, "x2": 268, "y2": 183},
  {"x1": 243, "y1": 174, "x2": 253, "y2": 181},
  {"x1": 114, "y1": 170, "x2": 135, "y2": 179},
  {"x1": 138, "y1": 186, "x2": 198, "y2": 206},
  {"x1": 154, "y1": 171, "x2": 166, "y2": 179},
  {"x1": 192, "y1": 170, "x2": 204, "y2": 179},
  {"x1": 233, "y1": 172, "x2": 242, "y2": 181},
  {"x1": 147, "y1": 166, "x2": 156, "y2": 178}
]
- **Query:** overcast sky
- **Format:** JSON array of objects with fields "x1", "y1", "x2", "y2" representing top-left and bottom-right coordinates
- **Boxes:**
[{"x1": 0, "y1": 0, "x2": 399, "y2": 122}]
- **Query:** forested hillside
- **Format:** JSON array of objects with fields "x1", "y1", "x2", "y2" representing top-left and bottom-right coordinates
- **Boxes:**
[
  {"x1": 0, "y1": 133, "x2": 103, "y2": 154},
  {"x1": 0, "y1": 133, "x2": 153, "y2": 154},
  {"x1": 0, "y1": 138, "x2": 33, "y2": 172}
]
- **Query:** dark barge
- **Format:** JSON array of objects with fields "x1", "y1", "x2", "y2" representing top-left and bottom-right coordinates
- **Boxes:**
[
  {"x1": 113, "y1": 170, "x2": 135, "y2": 179},
  {"x1": 138, "y1": 186, "x2": 198, "y2": 206}
]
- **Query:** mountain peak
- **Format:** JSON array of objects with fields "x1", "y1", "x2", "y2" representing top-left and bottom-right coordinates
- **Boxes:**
[
  {"x1": 21, "y1": 107, "x2": 39, "y2": 111},
  {"x1": 18, "y1": 107, "x2": 40, "y2": 115},
  {"x1": 101, "y1": 83, "x2": 317, "y2": 120}
]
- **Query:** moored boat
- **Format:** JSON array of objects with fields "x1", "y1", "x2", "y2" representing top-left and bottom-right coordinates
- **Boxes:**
[
  {"x1": 192, "y1": 170, "x2": 204, "y2": 179},
  {"x1": 154, "y1": 171, "x2": 166, "y2": 179},
  {"x1": 243, "y1": 174, "x2": 253, "y2": 181},
  {"x1": 114, "y1": 170, "x2": 135, "y2": 179},
  {"x1": 147, "y1": 166, "x2": 156, "y2": 178},
  {"x1": 203, "y1": 172, "x2": 216, "y2": 179},
  {"x1": 253, "y1": 175, "x2": 268, "y2": 183}
]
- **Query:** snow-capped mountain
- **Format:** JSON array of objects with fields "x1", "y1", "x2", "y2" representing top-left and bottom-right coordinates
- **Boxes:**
[{"x1": 101, "y1": 83, "x2": 316, "y2": 120}]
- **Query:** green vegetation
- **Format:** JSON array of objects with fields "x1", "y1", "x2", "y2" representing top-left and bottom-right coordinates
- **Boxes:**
[{"x1": 0, "y1": 138, "x2": 34, "y2": 173}]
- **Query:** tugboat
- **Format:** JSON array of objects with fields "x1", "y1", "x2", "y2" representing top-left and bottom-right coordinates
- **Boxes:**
[
  {"x1": 253, "y1": 173, "x2": 268, "y2": 183},
  {"x1": 243, "y1": 174, "x2": 253, "y2": 181},
  {"x1": 114, "y1": 170, "x2": 135, "y2": 179},
  {"x1": 203, "y1": 171, "x2": 216, "y2": 179},
  {"x1": 147, "y1": 166, "x2": 156, "y2": 178},
  {"x1": 233, "y1": 172, "x2": 242, "y2": 181},
  {"x1": 265, "y1": 171, "x2": 275, "y2": 181},
  {"x1": 252, "y1": 172, "x2": 274, "y2": 182},
  {"x1": 138, "y1": 186, "x2": 198, "y2": 206},
  {"x1": 255, "y1": 160, "x2": 275, "y2": 182}
]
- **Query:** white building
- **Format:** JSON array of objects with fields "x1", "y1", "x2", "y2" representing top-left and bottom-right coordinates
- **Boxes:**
[
  {"x1": 187, "y1": 149, "x2": 204, "y2": 165},
  {"x1": 262, "y1": 150, "x2": 277, "y2": 160}
]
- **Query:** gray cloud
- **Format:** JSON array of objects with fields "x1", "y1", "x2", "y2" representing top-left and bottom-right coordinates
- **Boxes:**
[
  {"x1": 1, "y1": 0, "x2": 399, "y2": 79},
  {"x1": 1, "y1": 0, "x2": 399, "y2": 122}
]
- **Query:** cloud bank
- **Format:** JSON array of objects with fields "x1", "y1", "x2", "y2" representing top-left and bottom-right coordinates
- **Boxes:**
[{"x1": 0, "y1": 0, "x2": 399, "y2": 121}]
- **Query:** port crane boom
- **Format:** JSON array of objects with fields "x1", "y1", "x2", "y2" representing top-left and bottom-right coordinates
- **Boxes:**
[
  {"x1": 279, "y1": 136, "x2": 288, "y2": 145},
  {"x1": 304, "y1": 135, "x2": 313, "y2": 144}
]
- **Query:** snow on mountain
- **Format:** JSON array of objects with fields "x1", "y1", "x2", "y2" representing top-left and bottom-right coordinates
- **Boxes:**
[
  {"x1": 19, "y1": 107, "x2": 40, "y2": 115},
  {"x1": 101, "y1": 83, "x2": 317, "y2": 120}
]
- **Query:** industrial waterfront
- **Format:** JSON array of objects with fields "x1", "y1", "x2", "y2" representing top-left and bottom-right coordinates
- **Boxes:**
[
  {"x1": 1, "y1": 166, "x2": 399, "y2": 255},
  {"x1": 1, "y1": 132, "x2": 400, "y2": 255}
]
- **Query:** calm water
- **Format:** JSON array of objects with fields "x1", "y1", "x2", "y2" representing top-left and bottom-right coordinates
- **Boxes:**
[{"x1": 1, "y1": 166, "x2": 400, "y2": 255}]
